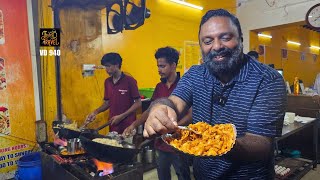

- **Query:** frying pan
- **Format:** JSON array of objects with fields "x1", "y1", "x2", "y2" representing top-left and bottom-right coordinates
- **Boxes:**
[
  {"x1": 79, "y1": 132, "x2": 153, "y2": 163},
  {"x1": 161, "y1": 124, "x2": 237, "y2": 158},
  {"x1": 52, "y1": 121, "x2": 111, "y2": 139},
  {"x1": 42, "y1": 143, "x2": 86, "y2": 159},
  {"x1": 59, "y1": 149, "x2": 86, "y2": 158}
]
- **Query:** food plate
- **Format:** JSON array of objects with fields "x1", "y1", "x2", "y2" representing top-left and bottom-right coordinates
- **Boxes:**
[{"x1": 162, "y1": 122, "x2": 237, "y2": 157}]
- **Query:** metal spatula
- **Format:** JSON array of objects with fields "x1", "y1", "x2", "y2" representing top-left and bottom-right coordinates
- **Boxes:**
[{"x1": 79, "y1": 121, "x2": 92, "y2": 130}]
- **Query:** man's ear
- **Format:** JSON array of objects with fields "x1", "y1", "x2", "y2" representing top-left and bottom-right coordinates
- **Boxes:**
[{"x1": 173, "y1": 62, "x2": 177, "y2": 68}]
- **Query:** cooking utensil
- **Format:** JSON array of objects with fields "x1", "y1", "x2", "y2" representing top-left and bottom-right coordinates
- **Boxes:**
[
  {"x1": 42, "y1": 143, "x2": 86, "y2": 158},
  {"x1": 79, "y1": 121, "x2": 92, "y2": 130},
  {"x1": 177, "y1": 126, "x2": 201, "y2": 135},
  {"x1": 161, "y1": 124, "x2": 237, "y2": 157},
  {"x1": 137, "y1": 125, "x2": 143, "y2": 135},
  {"x1": 144, "y1": 147, "x2": 155, "y2": 163},
  {"x1": 79, "y1": 132, "x2": 153, "y2": 163},
  {"x1": 52, "y1": 121, "x2": 111, "y2": 139},
  {"x1": 59, "y1": 151, "x2": 86, "y2": 158}
]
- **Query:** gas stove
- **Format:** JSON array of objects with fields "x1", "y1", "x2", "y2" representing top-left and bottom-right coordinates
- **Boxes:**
[{"x1": 41, "y1": 143, "x2": 143, "y2": 180}]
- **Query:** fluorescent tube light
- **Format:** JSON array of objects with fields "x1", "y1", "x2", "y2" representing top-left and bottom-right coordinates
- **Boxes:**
[
  {"x1": 310, "y1": 45, "x2": 320, "y2": 50},
  {"x1": 287, "y1": 41, "x2": 301, "y2": 46},
  {"x1": 168, "y1": 0, "x2": 203, "y2": 10},
  {"x1": 258, "y1": 33, "x2": 272, "y2": 38}
]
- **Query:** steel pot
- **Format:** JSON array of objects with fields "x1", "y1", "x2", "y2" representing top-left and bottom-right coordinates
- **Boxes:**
[
  {"x1": 144, "y1": 147, "x2": 155, "y2": 163},
  {"x1": 137, "y1": 125, "x2": 144, "y2": 135}
]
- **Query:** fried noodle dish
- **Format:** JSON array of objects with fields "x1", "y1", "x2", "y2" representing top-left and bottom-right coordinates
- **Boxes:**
[
  {"x1": 92, "y1": 138, "x2": 123, "y2": 148},
  {"x1": 63, "y1": 122, "x2": 80, "y2": 131},
  {"x1": 166, "y1": 122, "x2": 236, "y2": 156}
]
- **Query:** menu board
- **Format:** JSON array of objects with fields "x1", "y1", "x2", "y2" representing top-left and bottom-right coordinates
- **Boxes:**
[
  {"x1": 0, "y1": 10, "x2": 4, "y2": 45},
  {"x1": 0, "y1": 57, "x2": 6, "y2": 90},
  {"x1": 184, "y1": 41, "x2": 201, "y2": 72},
  {"x1": 0, "y1": 102, "x2": 10, "y2": 135},
  {"x1": 171, "y1": 46, "x2": 184, "y2": 74},
  {"x1": 0, "y1": 1, "x2": 36, "y2": 178}
]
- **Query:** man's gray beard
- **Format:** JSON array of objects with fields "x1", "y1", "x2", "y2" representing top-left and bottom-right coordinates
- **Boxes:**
[{"x1": 203, "y1": 43, "x2": 243, "y2": 77}]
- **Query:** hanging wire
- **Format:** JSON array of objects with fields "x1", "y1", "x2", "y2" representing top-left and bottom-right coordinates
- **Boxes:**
[
  {"x1": 283, "y1": 5, "x2": 288, "y2": 17},
  {"x1": 265, "y1": 0, "x2": 276, "y2": 7}
]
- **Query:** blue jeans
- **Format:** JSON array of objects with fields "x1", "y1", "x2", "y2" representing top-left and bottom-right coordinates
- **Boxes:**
[{"x1": 156, "y1": 150, "x2": 191, "y2": 180}]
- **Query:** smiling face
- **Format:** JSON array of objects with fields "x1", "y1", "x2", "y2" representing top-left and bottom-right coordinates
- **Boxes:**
[{"x1": 199, "y1": 16, "x2": 243, "y2": 76}]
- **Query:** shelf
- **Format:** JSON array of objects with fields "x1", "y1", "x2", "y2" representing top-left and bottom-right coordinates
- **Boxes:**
[{"x1": 275, "y1": 156, "x2": 313, "y2": 180}]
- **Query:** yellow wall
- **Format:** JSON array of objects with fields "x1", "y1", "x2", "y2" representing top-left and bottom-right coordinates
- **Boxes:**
[
  {"x1": 40, "y1": 0, "x2": 236, "y2": 139},
  {"x1": 101, "y1": 0, "x2": 236, "y2": 88},
  {"x1": 250, "y1": 26, "x2": 320, "y2": 87}
]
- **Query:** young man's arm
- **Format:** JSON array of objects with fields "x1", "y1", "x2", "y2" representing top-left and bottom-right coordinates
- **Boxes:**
[
  {"x1": 86, "y1": 100, "x2": 110, "y2": 123},
  {"x1": 111, "y1": 99, "x2": 142, "y2": 125},
  {"x1": 123, "y1": 109, "x2": 148, "y2": 136}
]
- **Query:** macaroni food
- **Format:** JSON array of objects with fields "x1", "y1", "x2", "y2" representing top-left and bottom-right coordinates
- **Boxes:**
[
  {"x1": 63, "y1": 122, "x2": 80, "y2": 131},
  {"x1": 92, "y1": 138, "x2": 123, "y2": 148},
  {"x1": 165, "y1": 122, "x2": 236, "y2": 156}
]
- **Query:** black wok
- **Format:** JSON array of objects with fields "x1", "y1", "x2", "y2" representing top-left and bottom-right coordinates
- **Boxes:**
[
  {"x1": 79, "y1": 132, "x2": 153, "y2": 163},
  {"x1": 52, "y1": 121, "x2": 111, "y2": 139}
]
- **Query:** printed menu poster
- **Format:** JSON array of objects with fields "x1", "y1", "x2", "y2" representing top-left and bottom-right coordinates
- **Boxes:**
[
  {"x1": 0, "y1": 10, "x2": 5, "y2": 45},
  {"x1": 0, "y1": 57, "x2": 6, "y2": 90},
  {"x1": 171, "y1": 46, "x2": 184, "y2": 74},
  {"x1": 0, "y1": 103, "x2": 10, "y2": 135},
  {"x1": 184, "y1": 41, "x2": 201, "y2": 72},
  {"x1": 0, "y1": 0, "x2": 36, "y2": 178}
]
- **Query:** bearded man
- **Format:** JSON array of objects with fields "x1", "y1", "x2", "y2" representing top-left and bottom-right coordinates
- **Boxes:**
[{"x1": 142, "y1": 9, "x2": 287, "y2": 179}]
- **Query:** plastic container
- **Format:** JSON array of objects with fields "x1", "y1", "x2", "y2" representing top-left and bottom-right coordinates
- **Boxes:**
[
  {"x1": 139, "y1": 88, "x2": 155, "y2": 98},
  {"x1": 15, "y1": 152, "x2": 42, "y2": 180}
]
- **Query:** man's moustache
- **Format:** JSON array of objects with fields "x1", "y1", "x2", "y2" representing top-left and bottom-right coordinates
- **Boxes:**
[{"x1": 206, "y1": 48, "x2": 232, "y2": 61}]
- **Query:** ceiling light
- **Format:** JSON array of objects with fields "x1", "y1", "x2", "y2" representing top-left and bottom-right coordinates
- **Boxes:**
[
  {"x1": 168, "y1": 0, "x2": 203, "y2": 10},
  {"x1": 310, "y1": 45, "x2": 320, "y2": 50},
  {"x1": 287, "y1": 41, "x2": 301, "y2": 46},
  {"x1": 258, "y1": 33, "x2": 272, "y2": 38}
]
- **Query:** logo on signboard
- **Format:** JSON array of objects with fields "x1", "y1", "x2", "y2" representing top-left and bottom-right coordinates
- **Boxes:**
[{"x1": 40, "y1": 28, "x2": 60, "y2": 47}]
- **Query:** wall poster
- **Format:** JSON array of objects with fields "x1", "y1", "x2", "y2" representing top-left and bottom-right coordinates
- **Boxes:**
[
  {"x1": 300, "y1": 52, "x2": 305, "y2": 61},
  {"x1": 0, "y1": 9, "x2": 5, "y2": 45},
  {"x1": 0, "y1": 1, "x2": 36, "y2": 179},
  {"x1": 184, "y1": 41, "x2": 201, "y2": 72},
  {"x1": 281, "y1": 49, "x2": 288, "y2": 59},
  {"x1": 171, "y1": 46, "x2": 184, "y2": 74},
  {"x1": 312, "y1": 54, "x2": 317, "y2": 62},
  {"x1": 258, "y1": 45, "x2": 265, "y2": 56},
  {"x1": 0, "y1": 103, "x2": 10, "y2": 135},
  {"x1": 0, "y1": 57, "x2": 6, "y2": 90}
]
